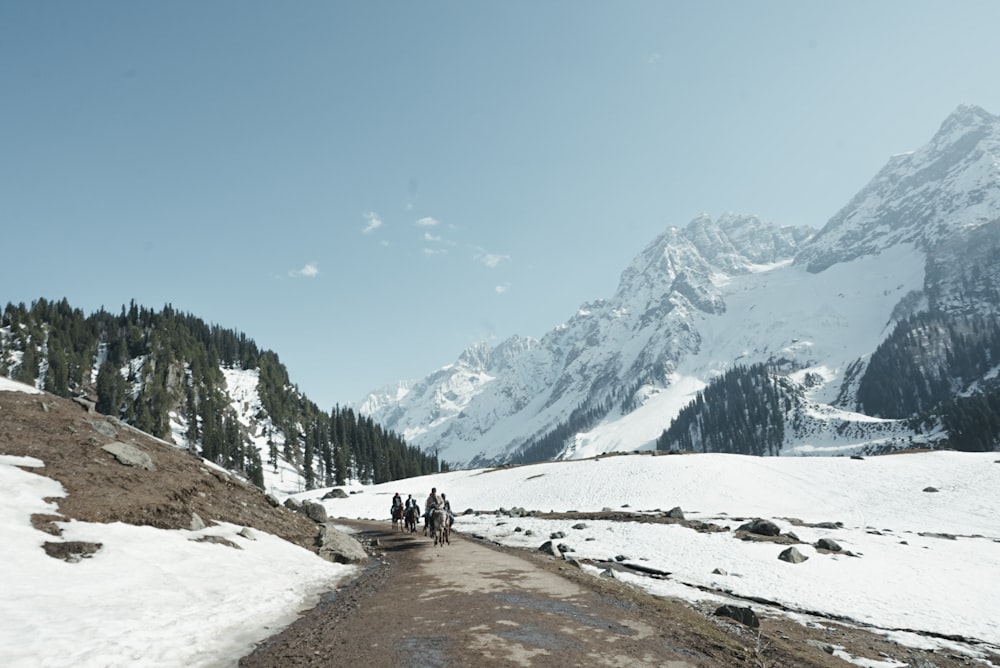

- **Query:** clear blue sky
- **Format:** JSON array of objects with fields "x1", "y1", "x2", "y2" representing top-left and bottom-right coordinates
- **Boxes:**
[{"x1": 3, "y1": 1, "x2": 999, "y2": 409}]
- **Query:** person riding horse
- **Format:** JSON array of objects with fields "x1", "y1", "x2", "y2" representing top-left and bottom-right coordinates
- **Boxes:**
[{"x1": 391, "y1": 492, "x2": 404, "y2": 530}]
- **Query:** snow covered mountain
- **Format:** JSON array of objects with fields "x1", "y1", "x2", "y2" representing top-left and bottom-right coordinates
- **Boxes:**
[{"x1": 359, "y1": 105, "x2": 1000, "y2": 467}]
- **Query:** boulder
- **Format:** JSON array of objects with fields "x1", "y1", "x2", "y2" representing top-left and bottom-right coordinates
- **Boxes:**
[
  {"x1": 322, "y1": 488, "x2": 349, "y2": 499},
  {"x1": 301, "y1": 500, "x2": 328, "y2": 523},
  {"x1": 317, "y1": 525, "x2": 367, "y2": 564},
  {"x1": 714, "y1": 605, "x2": 759, "y2": 628},
  {"x1": 538, "y1": 541, "x2": 562, "y2": 556},
  {"x1": 738, "y1": 518, "x2": 781, "y2": 536},
  {"x1": 778, "y1": 546, "x2": 809, "y2": 563},
  {"x1": 816, "y1": 538, "x2": 842, "y2": 552},
  {"x1": 283, "y1": 498, "x2": 302, "y2": 512},
  {"x1": 101, "y1": 442, "x2": 155, "y2": 471},
  {"x1": 665, "y1": 506, "x2": 685, "y2": 520}
]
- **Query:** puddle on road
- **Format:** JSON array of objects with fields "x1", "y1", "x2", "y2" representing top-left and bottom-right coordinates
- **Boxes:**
[
  {"x1": 398, "y1": 635, "x2": 449, "y2": 668},
  {"x1": 493, "y1": 592, "x2": 636, "y2": 636}
]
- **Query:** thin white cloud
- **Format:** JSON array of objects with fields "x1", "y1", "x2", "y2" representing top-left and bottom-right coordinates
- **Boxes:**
[
  {"x1": 288, "y1": 263, "x2": 319, "y2": 278},
  {"x1": 423, "y1": 247, "x2": 447, "y2": 256},
  {"x1": 647, "y1": 52, "x2": 662, "y2": 66},
  {"x1": 495, "y1": 283, "x2": 511, "y2": 294},
  {"x1": 362, "y1": 211, "x2": 384, "y2": 234},
  {"x1": 415, "y1": 216, "x2": 439, "y2": 227},
  {"x1": 474, "y1": 249, "x2": 510, "y2": 268},
  {"x1": 423, "y1": 231, "x2": 443, "y2": 243}
]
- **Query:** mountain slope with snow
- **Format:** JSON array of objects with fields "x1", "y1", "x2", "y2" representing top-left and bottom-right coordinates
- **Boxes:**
[{"x1": 359, "y1": 105, "x2": 1000, "y2": 467}]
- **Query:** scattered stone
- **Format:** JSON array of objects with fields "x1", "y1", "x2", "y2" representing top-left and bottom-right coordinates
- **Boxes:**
[
  {"x1": 712, "y1": 567, "x2": 728, "y2": 576},
  {"x1": 665, "y1": 506, "x2": 685, "y2": 520},
  {"x1": 922, "y1": 486, "x2": 939, "y2": 493},
  {"x1": 600, "y1": 568, "x2": 616, "y2": 579},
  {"x1": 738, "y1": 518, "x2": 781, "y2": 536},
  {"x1": 557, "y1": 543, "x2": 574, "y2": 553},
  {"x1": 194, "y1": 535, "x2": 242, "y2": 549},
  {"x1": 778, "y1": 546, "x2": 809, "y2": 563},
  {"x1": 550, "y1": 531, "x2": 566, "y2": 540},
  {"x1": 264, "y1": 494, "x2": 281, "y2": 507},
  {"x1": 850, "y1": 455, "x2": 865, "y2": 461},
  {"x1": 918, "y1": 531, "x2": 957, "y2": 541},
  {"x1": 190, "y1": 513, "x2": 206, "y2": 531},
  {"x1": 88, "y1": 418, "x2": 120, "y2": 439},
  {"x1": 538, "y1": 541, "x2": 562, "y2": 556},
  {"x1": 42, "y1": 541, "x2": 102, "y2": 562},
  {"x1": 563, "y1": 556, "x2": 583, "y2": 569},
  {"x1": 72, "y1": 396, "x2": 96, "y2": 413},
  {"x1": 524, "y1": 530, "x2": 534, "y2": 537},
  {"x1": 571, "y1": 523, "x2": 588, "y2": 530},
  {"x1": 816, "y1": 538, "x2": 842, "y2": 552},
  {"x1": 317, "y1": 525, "x2": 367, "y2": 564},
  {"x1": 301, "y1": 500, "x2": 328, "y2": 523},
  {"x1": 714, "y1": 604, "x2": 759, "y2": 628},
  {"x1": 614, "y1": 554, "x2": 628, "y2": 562},
  {"x1": 321, "y1": 488, "x2": 349, "y2": 499},
  {"x1": 101, "y1": 441, "x2": 155, "y2": 471},
  {"x1": 238, "y1": 527, "x2": 257, "y2": 541},
  {"x1": 514, "y1": 527, "x2": 523, "y2": 533},
  {"x1": 283, "y1": 498, "x2": 302, "y2": 512}
]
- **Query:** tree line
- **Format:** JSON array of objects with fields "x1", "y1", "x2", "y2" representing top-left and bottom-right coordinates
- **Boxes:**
[
  {"x1": 656, "y1": 363, "x2": 790, "y2": 455},
  {"x1": 0, "y1": 298, "x2": 442, "y2": 488}
]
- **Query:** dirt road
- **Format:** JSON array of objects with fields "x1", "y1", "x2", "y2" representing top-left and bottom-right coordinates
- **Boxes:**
[{"x1": 239, "y1": 521, "x2": 851, "y2": 668}]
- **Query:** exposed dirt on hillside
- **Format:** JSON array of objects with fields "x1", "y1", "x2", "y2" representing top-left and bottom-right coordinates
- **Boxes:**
[
  {"x1": 0, "y1": 389, "x2": 320, "y2": 550},
  {"x1": 2, "y1": 389, "x2": 989, "y2": 667}
]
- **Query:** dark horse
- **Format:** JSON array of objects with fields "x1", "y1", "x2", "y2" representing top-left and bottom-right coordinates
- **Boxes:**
[
  {"x1": 404, "y1": 505, "x2": 419, "y2": 533},
  {"x1": 391, "y1": 504, "x2": 404, "y2": 532},
  {"x1": 429, "y1": 507, "x2": 450, "y2": 546}
]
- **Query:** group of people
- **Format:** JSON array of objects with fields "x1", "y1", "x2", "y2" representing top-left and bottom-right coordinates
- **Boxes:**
[{"x1": 391, "y1": 487, "x2": 454, "y2": 528}]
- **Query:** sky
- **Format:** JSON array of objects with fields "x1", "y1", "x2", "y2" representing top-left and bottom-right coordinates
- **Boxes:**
[
  {"x1": 3, "y1": 1, "x2": 1000, "y2": 409},
  {"x1": 3, "y1": 378, "x2": 997, "y2": 668}
]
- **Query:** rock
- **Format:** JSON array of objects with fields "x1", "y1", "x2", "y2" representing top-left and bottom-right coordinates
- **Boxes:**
[
  {"x1": 850, "y1": 455, "x2": 865, "y2": 460},
  {"x1": 194, "y1": 535, "x2": 242, "y2": 549},
  {"x1": 550, "y1": 531, "x2": 566, "y2": 539},
  {"x1": 42, "y1": 541, "x2": 102, "y2": 563},
  {"x1": 317, "y1": 525, "x2": 368, "y2": 564},
  {"x1": 88, "y1": 418, "x2": 119, "y2": 439},
  {"x1": 72, "y1": 396, "x2": 96, "y2": 413},
  {"x1": 665, "y1": 506, "x2": 685, "y2": 520},
  {"x1": 283, "y1": 498, "x2": 302, "y2": 512},
  {"x1": 714, "y1": 604, "x2": 759, "y2": 628},
  {"x1": 557, "y1": 543, "x2": 574, "y2": 553},
  {"x1": 571, "y1": 523, "x2": 588, "y2": 530},
  {"x1": 738, "y1": 518, "x2": 781, "y2": 536},
  {"x1": 712, "y1": 567, "x2": 728, "y2": 576},
  {"x1": 614, "y1": 554, "x2": 628, "y2": 562},
  {"x1": 538, "y1": 541, "x2": 562, "y2": 556},
  {"x1": 922, "y1": 486, "x2": 939, "y2": 493},
  {"x1": 238, "y1": 527, "x2": 257, "y2": 541},
  {"x1": 778, "y1": 546, "x2": 809, "y2": 563},
  {"x1": 816, "y1": 538, "x2": 842, "y2": 552},
  {"x1": 600, "y1": 568, "x2": 616, "y2": 579},
  {"x1": 322, "y1": 488, "x2": 349, "y2": 499},
  {"x1": 190, "y1": 513, "x2": 206, "y2": 531},
  {"x1": 101, "y1": 442, "x2": 155, "y2": 471},
  {"x1": 264, "y1": 494, "x2": 281, "y2": 508},
  {"x1": 301, "y1": 500, "x2": 328, "y2": 523}
]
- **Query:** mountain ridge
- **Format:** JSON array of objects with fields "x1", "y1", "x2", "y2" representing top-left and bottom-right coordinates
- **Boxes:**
[{"x1": 359, "y1": 104, "x2": 1000, "y2": 466}]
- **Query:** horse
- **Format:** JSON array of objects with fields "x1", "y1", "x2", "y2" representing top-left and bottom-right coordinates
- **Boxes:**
[
  {"x1": 429, "y1": 507, "x2": 450, "y2": 547},
  {"x1": 391, "y1": 504, "x2": 404, "y2": 532},
  {"x1": 404, "y1": 505, "x2": 419, "y2": 533}
]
